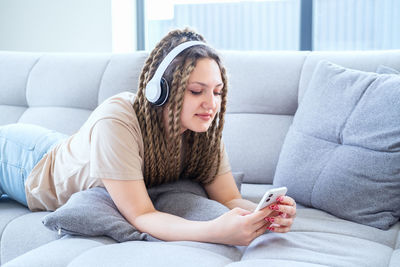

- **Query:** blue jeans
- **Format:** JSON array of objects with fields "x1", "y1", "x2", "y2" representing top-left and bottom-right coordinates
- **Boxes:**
[{"x1": 0, "y1": 124, "x2": 68, "y2": 206}]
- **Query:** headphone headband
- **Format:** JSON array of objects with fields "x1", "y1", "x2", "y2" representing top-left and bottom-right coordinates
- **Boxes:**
[
  {"x1": 153, "y1": 41, "x2": 209, "y2": 82},
  {"x1": 145, "y1": 41, "x2": 210, "y2": 106}
]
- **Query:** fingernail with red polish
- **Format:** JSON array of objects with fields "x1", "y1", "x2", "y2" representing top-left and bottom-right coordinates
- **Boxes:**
[
  {"x1": 266, "y1": 217, "x2": 274, "y2": 223},
  {"x1": 268, "y1": 227, "x2": 275, "y2": 231},
  {"x1": 277, "y1": 196, "x2": 284, "y2": 202},
  {"x1": 269, "y1": 205, "x2": 280, "y2": 210}
]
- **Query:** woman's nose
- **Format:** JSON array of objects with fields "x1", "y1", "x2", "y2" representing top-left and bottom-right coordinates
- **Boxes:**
[{"x1": 202, "y1": 91, "x2": 217, "y2": 110}]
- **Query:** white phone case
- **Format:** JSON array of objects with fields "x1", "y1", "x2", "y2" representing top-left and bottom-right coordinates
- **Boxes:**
[{"x1": 254, "y1": 186, "x2": 287, "y2": 212}]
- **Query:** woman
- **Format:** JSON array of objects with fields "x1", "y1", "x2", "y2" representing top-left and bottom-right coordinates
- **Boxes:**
[{"x1": 0, "y1": 28, "x2": 296, "y2": 246}]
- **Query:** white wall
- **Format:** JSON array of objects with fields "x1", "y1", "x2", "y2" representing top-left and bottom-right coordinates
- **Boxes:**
[
  {"x1": 0, "y1": 0, "x2": 137, "y2": 53},
  {"x1": 112, "y1": 0, "x2": 137, "y2": 52}
]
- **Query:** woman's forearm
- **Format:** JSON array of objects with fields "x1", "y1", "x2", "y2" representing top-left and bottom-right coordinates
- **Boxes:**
[
  {"x1": 224, "y1": 198, "x2": 257, "y2": 212},
  {"x1": 132, "y1": 210, "x2": 219, "y2": 243}
]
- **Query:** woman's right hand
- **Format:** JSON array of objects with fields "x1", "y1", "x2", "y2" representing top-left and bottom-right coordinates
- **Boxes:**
[{"x1": 211, "y1": 207, "x2": 273, "y2": 246}]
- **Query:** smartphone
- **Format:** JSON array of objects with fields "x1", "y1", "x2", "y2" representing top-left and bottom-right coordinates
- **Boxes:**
[{"x1": 254, "y1": 186, "x2": 287, "y2": 212}]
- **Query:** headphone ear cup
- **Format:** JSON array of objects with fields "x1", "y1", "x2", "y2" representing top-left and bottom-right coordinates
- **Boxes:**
[
  {"x1": 160, "y1": 77, "x2": 168, "y2": 92},
  {"x1": 145, "y1": 41, "x2": 208, "y2": 106},
  {"x1": 145, "y1": 78, "x2": 168, "y2": 106},
  {"x1": 156, "y1": 77, "x2": 169, "y2": 106}
]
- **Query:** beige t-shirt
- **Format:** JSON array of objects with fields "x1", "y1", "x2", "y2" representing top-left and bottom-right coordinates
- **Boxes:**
[{"x1": 25, "y1": 92, "x2": 231, "y2": 211}]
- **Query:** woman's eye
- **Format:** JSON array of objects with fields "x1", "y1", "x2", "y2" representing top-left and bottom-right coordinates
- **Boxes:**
[
  {"x1": 214, "y1": 91, "x2": 222, "y2": 96},
  {"x1": 190, "y1": 90, "x2": 202, "y2": 95}
]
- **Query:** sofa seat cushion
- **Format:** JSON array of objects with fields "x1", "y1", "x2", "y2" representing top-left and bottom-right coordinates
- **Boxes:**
[
  {"x1": 2, "y1": 236, "x2": 115, "y2": 267},
  {"x1": 0, "y1": 197, "x2": 31, "y2": 265},
  {"x1": 291, "y1": 208, "x2": 400, "y2": 247},
  {"x1": 240, "y1": 208, "x2": 400, "y2": 267},
  {"x1": 1, "y1": 211, "x2": 58, "y2": 264},
  {"x1": 67, "y1": 241, "x2": 235, "y2": 267},
  {"x1": 226, "y1": 259, "x2": 328, "y2": 266},
  {"x1": 391, "y1": 250, "x2": 400, "y2": 267},
  {"x1": 0, "y1": 197, "x2": 30, "y2": 235},
  {"x1": 242, "y1": 231, "x2": 393, "y2": 267},
  {"x1": 3, "y1": 201, "x2": 399, "y2": 267}
]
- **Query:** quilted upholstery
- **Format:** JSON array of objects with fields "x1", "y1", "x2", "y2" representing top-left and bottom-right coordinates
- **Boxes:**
[{"x1": 1, "y1": 50, "x2": 400, "y2": 267}]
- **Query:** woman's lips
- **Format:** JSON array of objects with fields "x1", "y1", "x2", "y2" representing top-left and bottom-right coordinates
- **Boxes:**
[{"x1": 196, "y1": 114, "x2": 212, "y2": 121}]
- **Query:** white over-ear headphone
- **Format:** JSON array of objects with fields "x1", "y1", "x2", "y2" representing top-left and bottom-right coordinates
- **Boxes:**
[{"x1": 145, "y1": 40, "x2": 210, "y2": 106}]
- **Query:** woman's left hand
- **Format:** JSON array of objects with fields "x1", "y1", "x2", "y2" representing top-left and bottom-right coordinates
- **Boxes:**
[{"x1": 263, "y1": 195, "x2": 297, "y2": 233}]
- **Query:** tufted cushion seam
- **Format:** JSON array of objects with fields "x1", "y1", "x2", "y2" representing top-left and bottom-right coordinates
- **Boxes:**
[
  {"x1": 337, "y1": 77, "x2": 377, "y2": 144},
  {"x1": 96, "y1": 57, "x2": 112, "y2": 106},
  {"x1": 309, "y1": 151, "x2": 337, "y2": 208},
  {"x1": 0, "y1": 208, "x2": 30, "y2": 263},
  {"x1": 296, "y1": 52, "x2": 311, "y2": 103},
  {"x1": 394, "y1": 228, "x2": 400, "y2": 249},
  {"x1": 289, "y1": 229, "x2": 395, "y2": 249},
  {"x1": 24, "y1": 55, "x2": 43, "y2": 109},
  {"x1": 389, "y1": 229, "x2": 400, "y2": 267},
  {"x1": 162, "y1": 242, "x2": 238, "y2": 262},
  {"x1": 297, "y1": 51, "x2": 313, "y2": 105},
  {"x1": 293, "y1": 127, "x2": 398, "y2": 153},
  {"x1": 225, "y1": 111, "x2": 295, "y2": 117}
]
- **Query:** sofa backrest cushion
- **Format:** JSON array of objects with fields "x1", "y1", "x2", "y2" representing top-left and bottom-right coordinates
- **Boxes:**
[
  {"x1": 221, "y1": 51, "x2": 307, "y2": 183},
  {"x1": 0, "y1": 50, "x2": 307, "y2": 185}
]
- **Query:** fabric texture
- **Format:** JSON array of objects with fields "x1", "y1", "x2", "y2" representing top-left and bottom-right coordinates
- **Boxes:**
[
  {"x1": 4, "y1": 49, "x2": 400, "y2": 267},
  {"x1": 42, "y1": 179, "x2": 232, "y2": 242},
  {"x1": 232, "y1": 172, "x2": 244, "y2": 191},
  {"x1": 273, "y1": 60, "x2": 400, "y2": 230},
  {"x1": 0, "y1": 124, "x2": 68, "y2": 206},
  {"x1": 67, "y1": 241, "x2": 234, "y2": 267},
  {"x1": 42, "y1": 186, "x2": 152, "y2": 242},
  {"x1": 376, "y1": 65, "x2": 400, "y2": 75},
  {"x1": 25, "y1": 91, "x2": 231, "y2": 211}
]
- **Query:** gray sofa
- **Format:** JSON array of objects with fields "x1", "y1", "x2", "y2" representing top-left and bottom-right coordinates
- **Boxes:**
[{"x1": 1, "y1": 49, "x2": 399, "y2": 267}]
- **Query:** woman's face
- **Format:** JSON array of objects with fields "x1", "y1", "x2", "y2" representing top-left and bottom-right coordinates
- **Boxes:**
[{"x1": 180, "y1": 58, "x2": 223, "y2": 133}]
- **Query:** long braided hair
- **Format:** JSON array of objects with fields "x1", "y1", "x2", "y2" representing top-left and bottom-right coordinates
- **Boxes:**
[{"x1": 133, "y1": 28, "x2": 228, "y2": 188}]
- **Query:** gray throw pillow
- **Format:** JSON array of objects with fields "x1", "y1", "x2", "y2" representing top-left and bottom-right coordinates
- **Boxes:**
[
  {"x1": 273, "y1": 60, "x2": 400, "y2": 230},
  {"x1": 42, "y1": 178, "x2": 231, "y2": 242},
  {"x1": 42, "y1": 186, "x2": 153, "y2": 242}
]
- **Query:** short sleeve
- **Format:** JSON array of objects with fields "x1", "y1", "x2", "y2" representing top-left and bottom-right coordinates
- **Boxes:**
[
  {"x1": 216, "y1": 140, "x2": 231, "y2": 176},
  {"x1": 90, "y1": 118, "x2": 144, "y2": 180}
]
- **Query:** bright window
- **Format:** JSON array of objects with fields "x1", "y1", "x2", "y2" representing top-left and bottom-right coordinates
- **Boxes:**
[
  {"x1": 139, "y1": 0, "x2": 400, "y2": 51},
  {"x1": 313, "y1": 0, "x2": 400, "y2": 50},
  {"x1": 143, "y1": 0, "x2": 300, "y2": 50}
]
